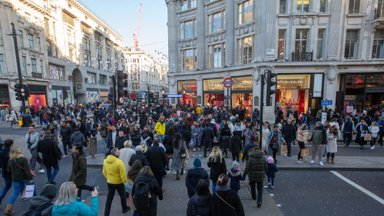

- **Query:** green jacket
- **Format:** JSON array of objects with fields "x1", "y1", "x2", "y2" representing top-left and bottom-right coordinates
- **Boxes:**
[
  {"x1": 244, "y1": 150, "x2": 266, "y2": 182},
  {"x1": 7, "y1": 157, "x2": 33, "y2": 181},
  {"x1": 69, "y1": 153, "x2": 87, "y2": 186}
]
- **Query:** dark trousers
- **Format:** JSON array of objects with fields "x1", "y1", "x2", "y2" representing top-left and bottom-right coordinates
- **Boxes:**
[
  {"x1": 203, "y1": 140, "x2": 212, "y2": 157},
  {"x1": 0, "y1": 175, "x2": 12, "y2": 204},
  {"x1": 267, "y1": 176, "x2": 275, "y2": 186},
  {"x1": 46, "y1": 163, "x2": 59, "y2": 183},
  {"x1": 297, "y1": 141, "x2": 305, "y2": 160},
  {"x1": 232, "y1": 152, "x2": 240, "y2": 162},
  {"x1": 286, "y1": 140, "x2": 292, "y2": 156},
  {"x1": 272, "y1": 148, "x2": 278, "y2": 163},
  {"x1": 104, "y1": 183, "x2": 128, "y2": 216},
  {"x1": 154, "y1": 172, "x2": 164, "y2": 189},
  {"x1": 343, "y1": 133, "x2": 352, "y2": 146},
  {"x1": 250, "y1": 180, "x2": 264, "y2": 204},
  {"x1": 371, "y1": 138, "x2": 378, "y2": 147},
  {"x1": 77, "y1": 184, "x2": 94, "y2": 199},
  {"x1": 62, "y1": 141, "x2": 71, "y2": 155}
]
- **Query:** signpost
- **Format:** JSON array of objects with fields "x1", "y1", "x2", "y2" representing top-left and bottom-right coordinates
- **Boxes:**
[
  {"x1": 222, "y1": 77, "x2": 235, "y2": 108},
  {"x1": 167, "y1": 94, "x2": 183, "y2": 98}
]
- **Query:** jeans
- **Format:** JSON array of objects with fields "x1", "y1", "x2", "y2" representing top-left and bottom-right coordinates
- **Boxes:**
[
  {"x1": 46, "y1": 163, "x2": 59, "y2": 183},
  {"x1": 311, "y1": 144, "x2": 323, "y2": 161},
  {"x1": 29, "y1": 148, "x2": 43, "y2": 170},
  {"x1": 343, "y1": 133, "x2": 352, "y2": 146},
  {"x1": 157, "y1": 135, "x2": 164, "y2": 143},
  {"x1": 297, "y1": 141, "x2": 305, "y2": 160},
  {"x1": 286, "y1": 140, "x2": 292, "y2": 156},
  {"x1": 371, "y1": 138, "x2": 378, "y2": 147},
  {"x1": 104, "y1": 183, "x2": 128, "y2": 216},
  {"x1": 154, "y1": 172, "x2": 164, "y2": 189},
  {"x1": 102, "y1": 138, "x2": 108, "y2": 153},
  {"x1": 62, "y1": 141, "x2": 71, "y2": 155},
  {"x1": 250, "y1": 180, "x2": 263, "y2": 204},
  {"x1": 0, "y1": 175, "x2": 12, "y2": 204},
  {"x1": 8, "y1": 180, "x2": 36, "y2": 205},
  {"x1": 211, "y1": 181, "x2": 217, "y2": 193},
  {"x1": 272, "y1": 148, "x2": 278, "y2": 163},
  {"x1": 267, "y1": 176, "x2": 275, "y2": 186},
  {"x1": 77, "y1": 185, "x2": 94, "y2": 199}
]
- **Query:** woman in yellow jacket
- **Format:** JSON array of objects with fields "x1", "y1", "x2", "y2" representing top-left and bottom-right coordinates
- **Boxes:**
[
  {"x1": 103, "y1": 148, "x2": 129, "y2": 216},
  {"x1": 154, "y1": 116, "x2": 166, "y2": 142}
]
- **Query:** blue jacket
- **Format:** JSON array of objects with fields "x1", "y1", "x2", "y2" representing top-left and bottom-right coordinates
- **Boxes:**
[
  {"x1": 268, "y1": 131, "x2": 283, "y2": 149},
  {"x1": 52, "y1": 197, "x2": 98, "y2": 216}
]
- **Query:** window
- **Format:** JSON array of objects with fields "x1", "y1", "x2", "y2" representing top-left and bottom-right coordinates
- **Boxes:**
[
  {"x1": 49, "y1": 64, "x2": 64, "y2": 80},
  {"x1": 377, "y1": 0, "x2": 384, "y2": 19},
  {"x1": 238, "y1": 36, "x2": 253, "y2": 64},
  {"x1": 40, "y1": 60, "x2": 44, "y2": 73},
  {"x1": 238, "y1": 0, "x2": 254, "y2": 25},
  {"x1": 180, "y1": 20, "x2": 196, "y2": 39},
  {"x1": 348, "y1": 0, "x2": 360, "y2": 14},
  {"x1": 22, "y1": 56, "x2": 27, "y2": 75},
  {"x1": 372, "y1": 31, "x2": 384, "y2": 59},
  {"x1": 278, "y1": 29, "x2": 286, "y2": 60},
  {"x1": 28, "y1": 34, "x2": 34, "y2": 50},
  {"x1": 87, "y1": 72, "x2": 97, "y2": 84},
  {"x1": 18, "y1": 30, "x2": 23, "y2": 48},
  {"x1": 47, "y1": 41, "x2": 52, "y2": 57},
  {"x1": 209, "y1": 43, "x2": 226, "y2": 68},
  {"x1": 99, "y1": 75, "x2": 107, "y2": 85},
  {"x1": 317, "y1": 29, "x2": 325, "y2": 59},
  {"x1": 180, "y1": 0, "x2": 196, "y2": 11},
  {"x1": 31, "y1": 58, "x2": 37, "y2": 73},
  {"x1": 36, "y1": 37, "x2": 41, "y2": 51},
  {"x1": 0, "y1": 53, "x2": 4, "y2": 74},
  {"x1": 96, "y1": 44, "x2": 102, "y2": 69},
  {"x1": 208, "y1": 11, "x2": 225, "y2": 34},
  {"x1": 297, "y1": 0, "x2": 310, "y2": 12},
  {"x1": 295, "y1": 29, "x2": 309, "y2": 53},
  {"x1": 280, "y1": 0, "x2": 287, "y2": 14},
  {"x1": 181, "y1": 49, "x2": 196, "y2": 71},
  {"x1": 344, "y1": 30, "x2": 359, "y2": 59},
  {"x1": 320, "y1": 0, "x2": 328, "y2": 13},
  {"x1": 83, "y1": 36, "x2": 91, "y2": 67}
]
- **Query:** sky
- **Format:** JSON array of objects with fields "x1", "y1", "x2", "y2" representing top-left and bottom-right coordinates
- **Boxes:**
[{"x1": 79, "y1": 0, "x2": 168, "y2": 57}]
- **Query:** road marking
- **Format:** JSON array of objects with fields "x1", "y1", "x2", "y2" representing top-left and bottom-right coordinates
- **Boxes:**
[{"x1": 330, "y1": 171, "x2": 384, "y2": 205}]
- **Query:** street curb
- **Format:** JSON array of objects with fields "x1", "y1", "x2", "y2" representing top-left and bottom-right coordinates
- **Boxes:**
[{"x1": 278, "y1": 166, "x2": 384, "y2": 171}]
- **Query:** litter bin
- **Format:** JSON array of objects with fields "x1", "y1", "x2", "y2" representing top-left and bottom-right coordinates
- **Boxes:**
[{"x1": 89, "y1": 137, "x2": 97, "y2": 158}]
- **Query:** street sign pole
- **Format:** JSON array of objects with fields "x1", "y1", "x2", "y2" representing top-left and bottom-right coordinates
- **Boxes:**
[
  {"x1": 10, "y1": 23, "x2": 25, "y2": 113},
  {"x1": 259, "y1": 72, "x2": 265, "y2": 146}
]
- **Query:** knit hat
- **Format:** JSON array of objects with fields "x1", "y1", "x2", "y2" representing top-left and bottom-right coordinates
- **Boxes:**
[
  {"x1": 39, "y1": 184, "x2": 57, "y2": 200},
  {"x1": 193, "y1": 158, "x2": 202, "y2": 168},
  {"x1": 267, "y1": 156, "x2": 274, "y2": 164},
  {"x1": 135, "y1": 145, "x2": 143, "y2": 152},
  {"x1": 229, "y1": 161, "x2": 241, "y2": 177}
]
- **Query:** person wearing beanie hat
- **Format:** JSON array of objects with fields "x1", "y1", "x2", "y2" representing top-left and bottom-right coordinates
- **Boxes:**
[
  {"x1": 185, "y1": 158, "x2": 209, "y2": 198},
  {"x1": 266, "y1": 156, "x2": 278, "y2": 189},
  {"x1": 228, "y1": 161, "x2": 242, "y2": 194},
  {"x1": 128, "y1": 145, "x2": 149, "y2": 167},
  {"x1": 24, "y1": 184, "x2": 57, "y2": 216}
]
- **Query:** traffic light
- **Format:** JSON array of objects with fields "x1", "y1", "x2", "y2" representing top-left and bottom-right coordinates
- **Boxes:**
[
  {"x1": 116, "y1": 70, "x2": 128, "y2": 104},
  {"x1": 14, "y1": 84, "x2": 22, "y2": 101},
  {"x1": 108, "y1": 86, "x2": 114, "y2": 102},
  {"x1": 266, "y1": 70, "x2": 277, "y2": 106},
  {"x1": 23, "y1": 85, "x2": 30, "y2": 99}
]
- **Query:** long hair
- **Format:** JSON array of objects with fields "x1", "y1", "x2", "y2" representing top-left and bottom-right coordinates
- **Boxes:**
[
  {"x1": 172, "y1": 133, "x2": 182, "y2": 149},
  {"x1": 127, "y1": 160, "x2": 143, "y2": 181},
  {"x1": 9, "y1": 147, "x2": 23, "y2": 160},
  {"x1": 139, "y1": 165, "x2": 154, "y2": 177},
  {"x1": 54, "y1": 181, "x2": 77, "y2": 206},
  {"x1": 195, "y1": 179, "x2": 210, "y2": 196},
  {"x1": 207, "y1": 146, "x2": 224, "y2": 163}
]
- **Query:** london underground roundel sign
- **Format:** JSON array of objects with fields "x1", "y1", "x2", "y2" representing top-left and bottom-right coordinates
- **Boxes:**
[{"x1": 222, "y1": 77, "x2": 235, "y2": 88}]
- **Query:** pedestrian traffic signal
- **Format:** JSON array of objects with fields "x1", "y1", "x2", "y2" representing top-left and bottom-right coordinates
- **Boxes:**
[
  {"x1": 116, "y1": 70, "x2": 128, "y2": 104},
  {"x1": 266, "y1": 70, "x2": 277, "y2": 106},
  {"x1": 14, "y1": 84, "x2": 29, "y2": 101},
  {"x1": 15, "y1": 84, "x2": 22, "y2": 101}
]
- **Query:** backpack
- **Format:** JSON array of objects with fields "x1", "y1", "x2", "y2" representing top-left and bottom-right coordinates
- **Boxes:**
[
  {"x1": 23, "y1": 202, "x2": 52, "y2": 216},
  {"x1": 133, "y1": 180, "x2": 152, "y2": 211},
  {"x1": 178, "y1": 141, "x2": 186, "y2": 158}
]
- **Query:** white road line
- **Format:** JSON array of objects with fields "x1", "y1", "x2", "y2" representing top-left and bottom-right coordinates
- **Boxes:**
[{"x1": 330, "y1": 171, "x2": 384, "y2": 205}]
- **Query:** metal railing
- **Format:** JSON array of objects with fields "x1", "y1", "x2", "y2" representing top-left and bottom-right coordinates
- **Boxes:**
[{"x1": 291, "y1": 51, "x2": 313, "y2": 61}]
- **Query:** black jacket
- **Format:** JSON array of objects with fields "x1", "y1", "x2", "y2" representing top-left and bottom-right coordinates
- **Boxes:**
[
  {"x1": 211, "y1": 189, "x2": 245, "y2": 216},
  {"x1": 26, "y1": 196, "x2": 53, "y2": 216},
  {"x1": 0, "y1": 146, "x2": 11, "y2": 177},
  {"x1": 132, "y1": 174, "x2": 163, "y2": 215},
  {"x1": 146, "y1": 145, "x2": 167, "y2": 174},
  {"x1": 60, "y1": 126, "x2": 73, "y2": 144},
  {"x1": 185, "y1": 167, "x2": 209, "y2": 198},
  {"x1": 129, "y1": 152, "x2": 149, "y2": 167},
  {"x1": 163, "y1": 134, "x2": 174, "y2": 154},
  {"x1": 282, "y1": 123, "x2": 296, "y2": 142},
  {"x1": 230, "y1": 135, "x2": 242, "y2": 154},
  {"x1": 115, "y1": 136, "x2": 128, "y2": 150},
  {"x1": 202, "y1": 127, "x2": 214, "y2": 143},
  {"x1": 37, "y1": 139, "x2": 61, "y2": 167},
  {"x1": 187, "y1": 194, "x2": 212, "y2": 216},
  {"x1": 207, "y1": 157, "x2": 227, "y2": 182}
]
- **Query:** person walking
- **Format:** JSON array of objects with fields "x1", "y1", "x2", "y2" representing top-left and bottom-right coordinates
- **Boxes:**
[
  {"x1": 355, "y1": 119, "x2": 369, "y2": 150},
  {"x1": 119, "y1": 140, "x2": 136, "y2": 173},
  {"x1": 103, "y1": 148, "x2": 129, "y2": 216},
  {"x1": 154, "y1": 116, "x2": 166, "y2": 142},
  {"x1": 207, "y1": 146, "x2": 227, "y2": 193},
  {"x1": 52, "y1": 181, "x2": 98, "y2": 216},
  {"x1": 268, "y1": 125, "x2": 283, "y2": 163},
  {"x1": 145, "y1": 138, "x2": 167, "y2": 188},
  {"x1": 70, "y1": 127, "x2": 86, "y2": 148},
  {"x1": 129, "y1": 145, "x2": 149, "y2": 167},
  {"x1": 187, "y1": 179, "x2": 212, "y2": 216},
  {"x1": 185, "y1": 158, "x2": 209, "y2": 198},
  {"x1": 296, "y1": 124, "x2": 310, "y2": 163},
  {"x1": 98, "y1": 118, "x2": 109, "y2": 153},
  {"x1": 69, "y1": 144, "x2": 93, "y2": 199},
  {"x1": 202, "y1": 122, "x2": 214, "y2": 157},
  {"x1": 341, "y1": 116, "x2": 354, "y2": 147},
  {"x1": 228, "y1": 161, "x2": 242, "y2": 194},
  {"x1": 26, "y1": 124, "x2": 45, "y2": 175},
  {"x1": 261, "y1": 122, "x2": 270, "y2": 153},
  {"x1": 243, "y1": 146, "x2": 266, "y2": 208},
  {"x1": 38, "y1": 131, "x2": 61, "y2": 184},
  {"x1": 126, "y1": 160, "x2": 143, "y2": 212},
  {"x1": 211, "y1": 173, "x2": 245, "y2": 216},
  {"x1": 230, "y1": 131, "x2": 242, "y2": 162},
  {"x1": 266, "y1": 156, "x2": 278, "y2": 189},
  {"x1": 60, "y1": 122, "x2": 73, "y2": 158},
  {"x1": 4, "y1": 147, "x2": 35, "y2": 215},
  {"x1": 0, "y1": 139, "x2": 13, "y2": 208},
  {"x1": 310, "y1": 122, "x2": 325, "y2": 165},
  {"x1": 173, "y1": 133, "x2": 189, "y2": 180},
  {"x1": 369, "y1": 122, "x2": 380, "y2": 150},
  {"x1": 219, "y1": 122, "x2": 231, "y2": 157},
  {"x1": 281, "y1": 120, "x2": 296, "y2": 157},
  {"x1": 326, "y1": 125, "x2": 338, "y2": 164}
]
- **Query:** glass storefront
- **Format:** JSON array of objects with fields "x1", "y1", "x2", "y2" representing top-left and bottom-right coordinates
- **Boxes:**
[
  {"x1": 28, "y1": 85, "x2": 47, "y2": 110},
  {"x1": 86, "y1": 89, "x2": 99, "y2": 103},
  {"x1": 232, "y1": 76, "x2": 253, "y2": 117},
  {"x1": 203, "y1": 79, "x2": 224, "y2": 107},
  {"x1": 0, "y1": 85, "x2": 10, "y2": 108},
  {"x1": 178, "y1": 80, "x2": 197, "y2": 107},
  {"x1": 52, "y1": 86, "x2": 71, "y2": 106}
]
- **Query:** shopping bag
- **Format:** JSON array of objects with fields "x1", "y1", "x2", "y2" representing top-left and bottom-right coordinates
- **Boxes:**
[
  {"x1": 22, "y1": 184, "x2": 35, "y2": 199},
  {"x1": 364, "y1": 134, "x2": 372, "y2": 142},
  {"x1": 301, "y1": 148, "x2": 309, "y2": 157},
  {"x1": 18, "y1": 119, "x2": 23, "y2": 127},
  {"x1": 280, "y1": 143, "x2": 287, "y2": 157}
]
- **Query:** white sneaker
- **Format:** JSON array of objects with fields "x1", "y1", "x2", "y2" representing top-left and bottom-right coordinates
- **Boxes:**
[
  {"x1": 296, "y1": 160, "x2": 303, "y2": 164},
  {"x1": 38, "y1": 169, "x2": 45, "y2": 174},
  {"x1": 193, "y1": 148, "x2": 196, "y2": 152},
  {"x1": 310, "y1": 160, "x2": 315, "y2": 164},
  {"x1": 319, "y1": 161, "x2": 324, "y2": 166},
  {"x1": 371, "y1": 146, "x2": 375, "y2": 150}
]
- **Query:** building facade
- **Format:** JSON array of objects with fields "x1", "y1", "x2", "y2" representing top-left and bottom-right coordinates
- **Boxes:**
[
  {"x1": 124, "y1": 47, "x2": 168, "y2": 101},
  {"x1": 0, "y1": 0, "x2": 124, "y2": 109},
  {"x1": 166, "y1": 0, "x2": 384, "y2": 120}
]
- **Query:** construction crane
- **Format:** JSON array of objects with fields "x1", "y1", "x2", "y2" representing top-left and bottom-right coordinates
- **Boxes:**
[{"x1": 133, "y1": 0, "x2": 142, "y2": 49}]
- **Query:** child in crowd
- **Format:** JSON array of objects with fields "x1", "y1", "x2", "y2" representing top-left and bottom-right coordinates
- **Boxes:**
[
  {"x1": 266, "y1": 156, "x2": 278, "y2": 189},
  {"x1": 228, "y1": 161, "x2": 242, "y2": 194}
]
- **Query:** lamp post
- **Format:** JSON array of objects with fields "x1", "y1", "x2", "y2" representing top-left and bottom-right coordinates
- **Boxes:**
[{"x1": 10, "y1": 23, "x2": 25, "y2": 113}]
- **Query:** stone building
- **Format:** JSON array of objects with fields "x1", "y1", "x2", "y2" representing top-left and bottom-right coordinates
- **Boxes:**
[
  {"x1": 166, "y1": 0, "x2": 384, "y2": 120},
  {"x1": 0, "y1": 0, "x2": 124, "y2": 109}
]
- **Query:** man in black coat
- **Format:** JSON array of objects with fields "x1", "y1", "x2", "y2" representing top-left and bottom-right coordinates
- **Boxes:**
[
  {"x1": 281, "y1": 120, "x2": 296, "y2": 157},
  {"x1": 145, "y1": 139, "x2": 166, "y2": 188},
  {"x1": 129, "y1": 145, "x2": 149, "y2": 167},
  {"x1": 115, "y1": 130, "x2": 128, "y2": 150},
  {"x1": 185, "y1": 158, "x2": 209, "y2": 198},
  {"x1": 201, "y1": 123, "x2": 214, "y2": 157},
  {"x1": 37, "y1": 131, "x2": 61, "y2": 184}
]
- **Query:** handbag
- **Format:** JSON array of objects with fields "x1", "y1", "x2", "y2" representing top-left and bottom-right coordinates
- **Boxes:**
[
  {"x1": 300, "y1": 147, "x2": 309, "y2": 157},
  {"x1": 364, "y1": 133, "x2": 372, "y2": 142},
  {"x1": 280, "y1": 143, "x2": 288, "y2": 156}
]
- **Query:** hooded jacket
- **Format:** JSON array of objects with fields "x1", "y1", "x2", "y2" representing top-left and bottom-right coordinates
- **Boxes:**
[
  {"x1": 70, "y1": 131, "x2": 86, "y2": 146},
  {"x1": 132, "y1": 174, "x2": 163, "y2": 215},
  {"x1": 185, "y1": 167, "x2": 209, "y2": 198},
  {"x1": 52, "y1": 196, "x2": 98, "y2": 216},
  {"x1": 187, "y1": 194, "x2": 212, "y2": 216},
  {"x1": 244, "y1": 150, "x2": 266, "y2": 182},
  {"x1": 70, "y1": 152, "x2": 87, "y2": 186},
  {"x1": 103, "y1": 155, "x2": 127, "y2": 184},
  {"x1": 27, "y1": 196, "x2": 53, "y2": 216},
  {"x1": 154, "y1": 121, "x2": 165, "y2": 135}
]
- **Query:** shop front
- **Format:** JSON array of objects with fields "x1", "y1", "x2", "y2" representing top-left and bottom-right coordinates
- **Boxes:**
[
  {"x1": 231, "y1": 76, "x2": 253, "y2": 117},
  {"x1": 203, "y1": 78, "x2": 224, "y2": 107},
  {"x1": 86, "y1": 89, "x2": 99, "y2": 103},
  {"x1": 28, "y1": 85, "x2": 48, "y2": 111},
  {"x1": 52, "y1": 86, "x2": 71, "y2": 106},
  {"x1": 0, "y1": 85, "x2": 10, "y2": 108},
  {"x1": 100, "y1": 90, "x2": 109, "y2": 103},
  {"x1": 177, "y1": 80, "x2": 197, "y2": 107},
  {"x1": 340, "y1": 73, "x2": 384, "y2": 113}
]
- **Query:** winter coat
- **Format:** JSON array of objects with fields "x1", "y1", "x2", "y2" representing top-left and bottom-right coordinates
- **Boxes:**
[
  {"x1": 230, "y1": 135, "x2": 242, "y2": 154},
  {"x1": 211, "y1": 187, "x2": 245, "y2": 216},
  {"x1": 37, "y1": 138, "x2": 61, "y2": 167},
  {"x1": 119, "y1": 147, "x2": 136, "y2": 173},
  {"x1": 244, "y1": 150, "x2": 266, "y2": 182},
  {"x1": 281, "y1": 123, "x2": 296, "y2": 142},
  {"x1": 172, "y1": 140, "x2": 188, "y2": 172},
  {"x1": 69, "y1": 152, "x2": 87, "y2": 186},
  {"x1": 129, "y1": 151, "x2": 149, "y2": 167},
  {"x1": 187, "y1": 194, "x2": 212, "y2": 216},
  {"x1": 185, "y1": 167, "x2": 209, "y2": 198},
  {"x1": 146, "y1": 145, "x2": 167, "y2": 174},
  {"x1": 163, "y1": 134, "x2": 174, "y2": 154},
  {"x1": 268, "y1": 131, "x2": 283, "y2": 150},
  {"x1": 202, "y1": 126, "x2": 214, "y2": 144},
  {"x1": 52, "y1": 196, "x2": 98, "y2": 216},
  {"x1": 154, "y1": 121, "x2": 166, "y2": 135},
  {"x1": 132, "y1": 174, "x2": 163, "y2": 216},
  {"x1": 60, "y1": 126, "x2": 73, "y2": 144},
  {"x1": 115, "y1": 136, "x2": 128, "y2": 150},
  {"x1": 27, "y1": 195, "x2": 53, "y2": 216},
  {"x1": 207, "y1": 156, "x2": 227, "y2": 182},
  {"x1": 25, "y1": 131, "x2": 40, "y2": 149},
  {"x1": 0, "y1": 146, "x2": 11, "y2": 177},
  {"x1": 266, "y1": 163, "x2": 278, "y2": 178},
  {"x1": 228, "y1": 172, "x2": 241, "y2": 191},
  {"x1": 130, "y1": 131, "x2": 141, "y2": 147},
  {"x1": 7, "y1": 156, "x2": 33, "y2": 181},
  {"x1": 261, "y1": 128, "x2": 270, "y2": 153},
  {"x1": 326, "y1": 129, "x2": 338, "y2": 153},
  {"x1": 296, "y1": 128, "x2": 310, "y2": 145},
  {"x1": 103, "y1": 155, "x2": 127, "y2": 185},
  {"x1": 70, "y1": 131, "x2": 86, "y2": 146}
]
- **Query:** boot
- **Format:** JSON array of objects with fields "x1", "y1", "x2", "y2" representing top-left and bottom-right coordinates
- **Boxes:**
[
  {"x1": 180, "y1": 168, "x2": 184, "y2": 176},
  {"x1": 326, "y1": 158, "x2": 331, "y2": 164},
  {"x1": 176, "y1": 171, "x2": 180, "y2": 180},
  {"x1": 331, "y1": 158, "x2": 335, "y2": 164},
  {"x1": 4, "y1": 204, "x2": 14, "y2": 216}
]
